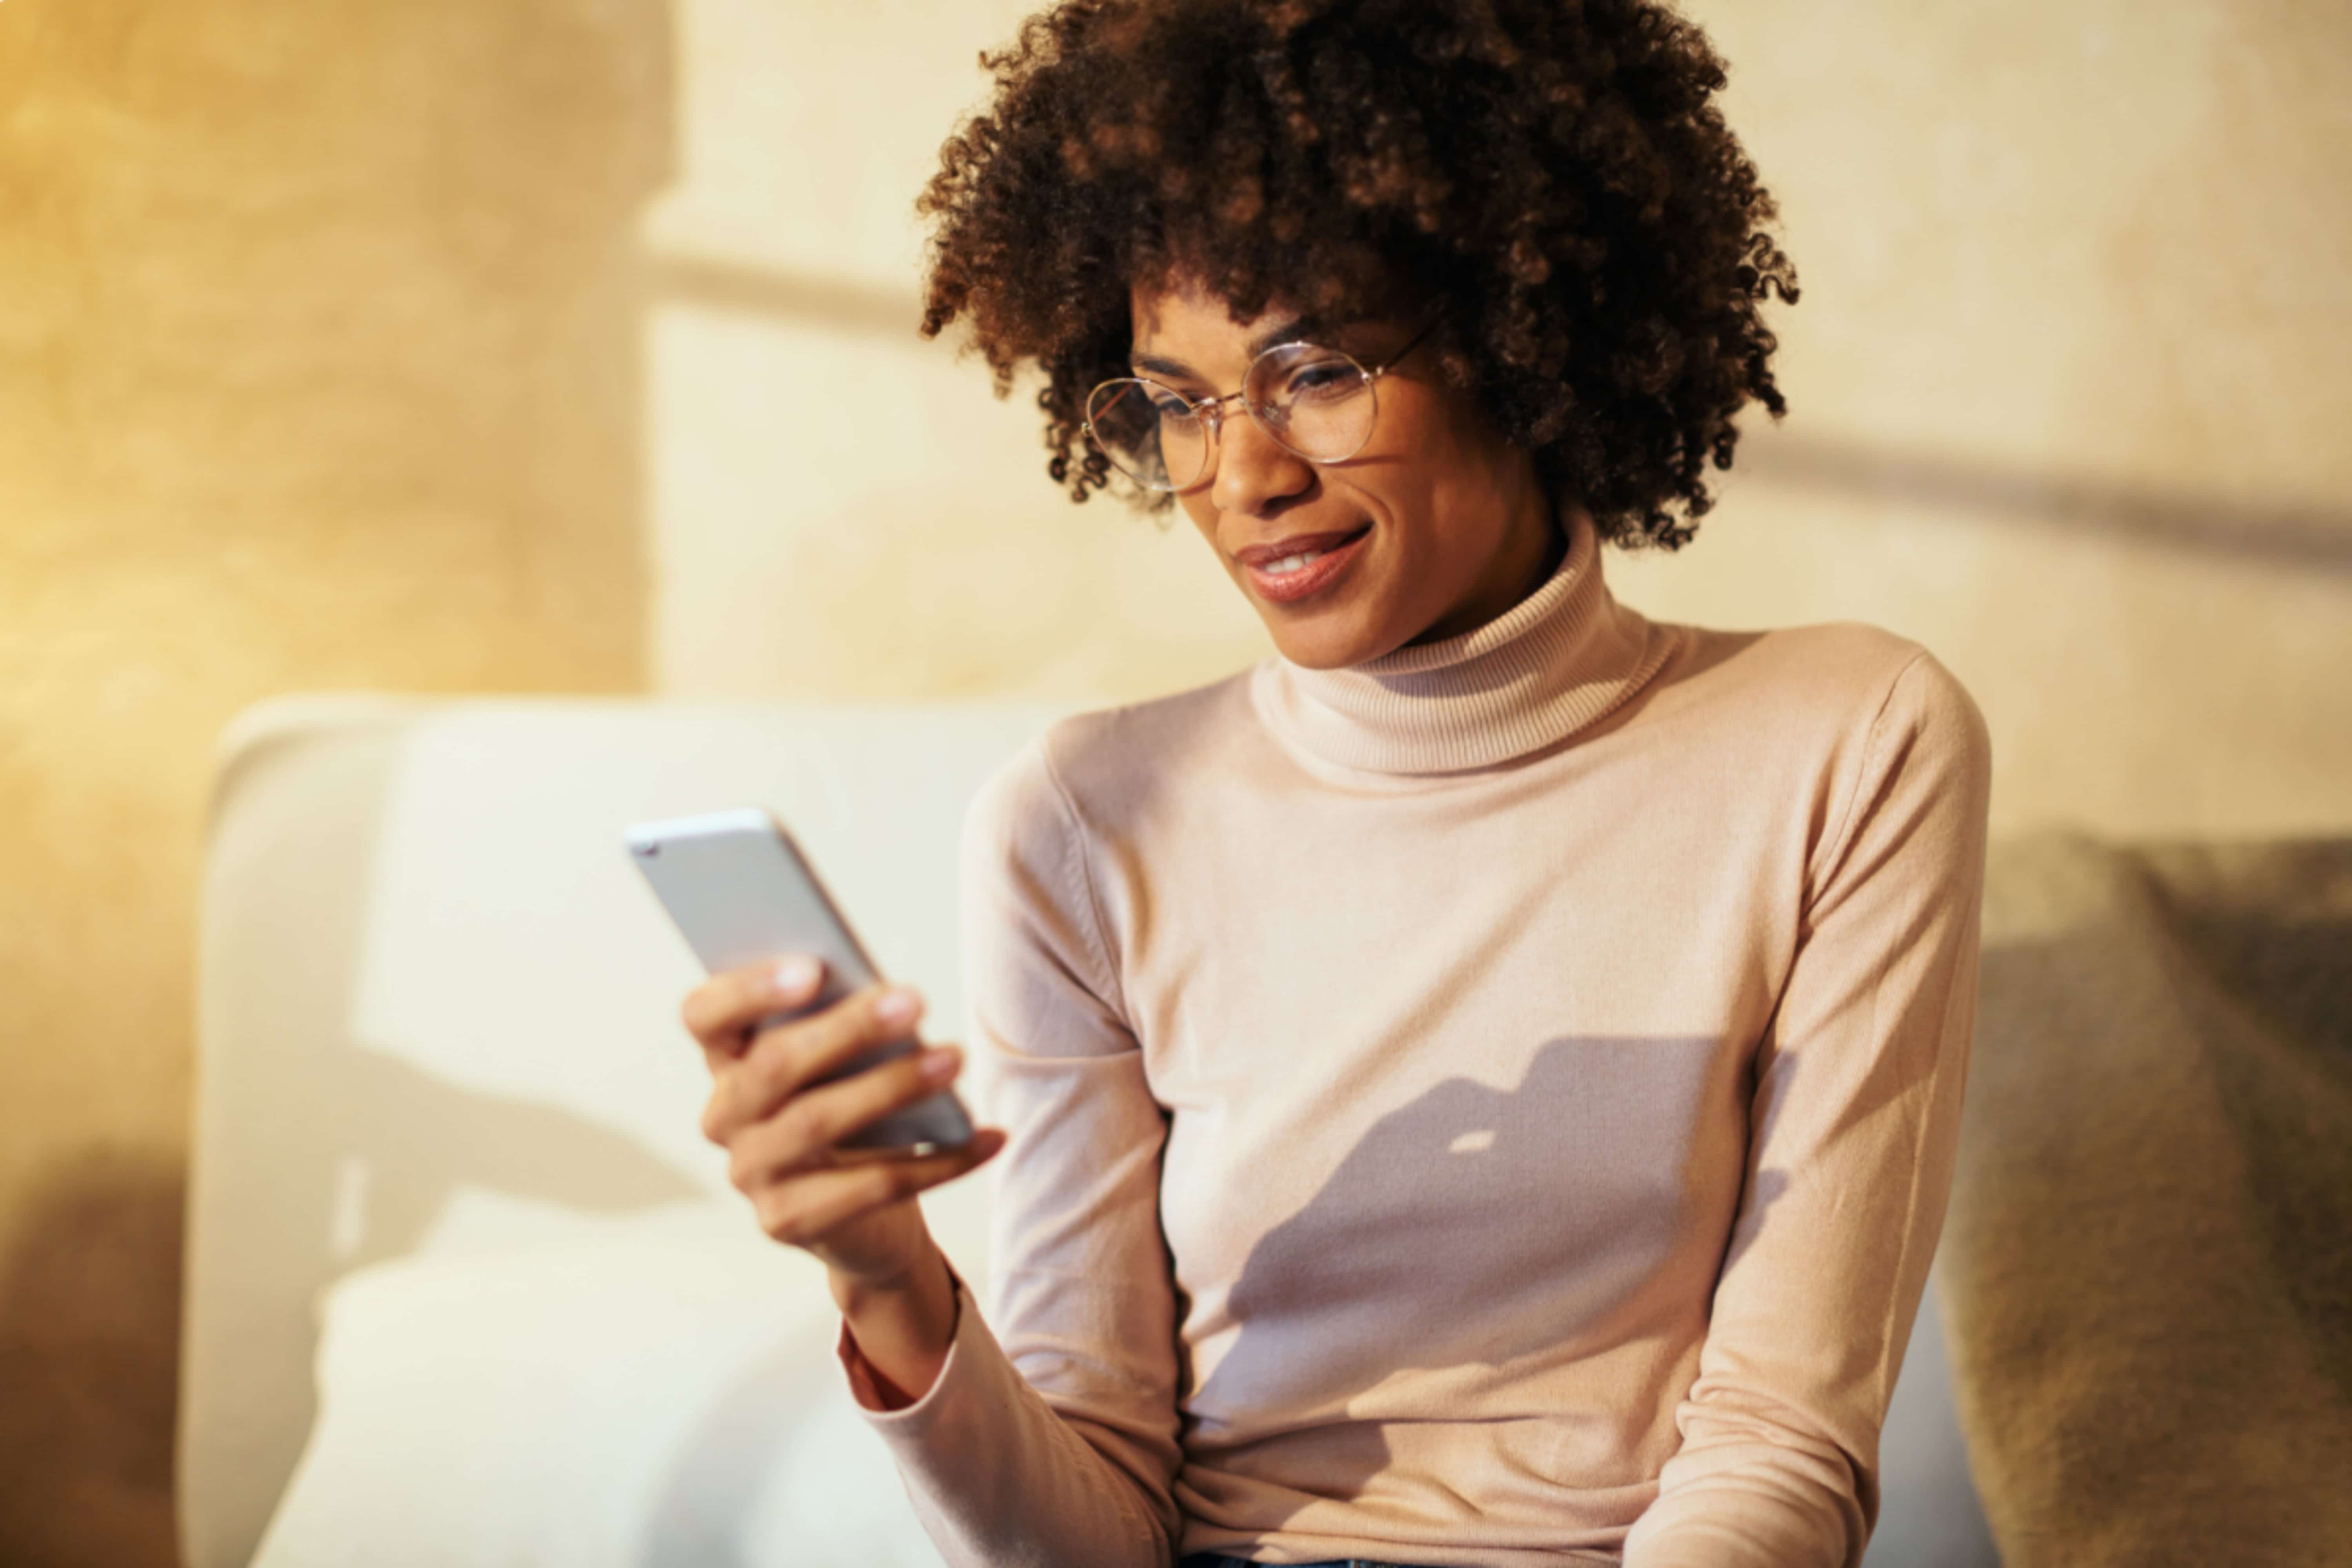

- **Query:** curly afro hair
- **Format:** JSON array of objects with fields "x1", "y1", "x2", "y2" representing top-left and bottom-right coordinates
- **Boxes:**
[{"x1": 916, "y1": 0, "x2": 1797, "y2": 549}]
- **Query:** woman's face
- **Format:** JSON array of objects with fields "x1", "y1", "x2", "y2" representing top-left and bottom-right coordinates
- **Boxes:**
[{"x1": 1129, "y1": 276, "x2": 1560, "y2": 670}]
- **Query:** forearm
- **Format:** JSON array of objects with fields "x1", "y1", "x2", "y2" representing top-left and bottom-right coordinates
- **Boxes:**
[
  {"x1": 842, "y1": 1270, "x2": 1179, "y2": 1568},
  {"x1": 831, "y1": 1241, "x2": 959, "y2": 1409},
  {"x1": 1622, "y1": 1420, "x2": 1864, "y2": 1568},
  {"x1": 848, "y1": 741, "x2": 1180, "y2": 1564}
]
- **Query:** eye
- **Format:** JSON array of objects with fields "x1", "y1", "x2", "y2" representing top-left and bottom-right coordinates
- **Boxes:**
[
  {"x1": 1279, "y1": 358, "x2": 1363, "y2": 404},
  {"x1": 1144, "y1": 387, "x2": 1198, "y2": 418}
]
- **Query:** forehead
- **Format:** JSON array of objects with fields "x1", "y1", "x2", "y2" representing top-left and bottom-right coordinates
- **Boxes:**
[{"x1": 1128, "y1": 277, "x2": 1306, "y2": 350}]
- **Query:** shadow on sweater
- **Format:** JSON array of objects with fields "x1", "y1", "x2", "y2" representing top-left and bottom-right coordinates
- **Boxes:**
[{"x1": 1180, "y1": 1032, "x2": 1765, "y2": 1533}]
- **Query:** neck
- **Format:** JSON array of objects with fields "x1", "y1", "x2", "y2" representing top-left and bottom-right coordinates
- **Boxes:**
[
  {"x1": 1406, "y1": 479, "x2": 1565, "y2": 649},
  {"x1": 1251, "y1": 506, "x2": 1684, "y2": 774}
]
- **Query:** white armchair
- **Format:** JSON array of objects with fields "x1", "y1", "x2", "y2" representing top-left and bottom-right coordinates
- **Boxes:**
[{"x1": 182, "y1": 696, "x2": 1996, "y2": 1567}]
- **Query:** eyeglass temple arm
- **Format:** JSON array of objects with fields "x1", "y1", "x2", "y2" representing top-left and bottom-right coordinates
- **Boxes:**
[{"x1": 1367, "y1": 309, "x2": 1447, "y2": 379}]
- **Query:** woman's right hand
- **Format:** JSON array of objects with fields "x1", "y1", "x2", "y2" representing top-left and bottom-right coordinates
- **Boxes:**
[{"x1": 681, "y1": 957, "x2": 1006, "y2": 1292}]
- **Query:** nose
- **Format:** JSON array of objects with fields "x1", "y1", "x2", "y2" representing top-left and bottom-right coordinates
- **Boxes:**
[{"x1": 1208, "y1": 401, "x2": 1315, "y2": 517}]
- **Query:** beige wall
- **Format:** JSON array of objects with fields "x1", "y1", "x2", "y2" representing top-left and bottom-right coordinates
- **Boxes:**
[
  {"x1": 645, "y1": 0, "x2": 1273, "y2": 707},
  {"x1": 1616, "y1": 0, "x2": 2352, "y2": 839},
  {"x1": 2, "y1": 0, "x2": 2346, "y2": 1561},
  {"x1": 0, "y1": 1, "x2": 661, "y2": 1561},
  {"x1": 652, "y1": 0, "x2": 2351, "y2": 838},
  {"x1": 642, "y1": 0, "x2": 1270, "y2": 707}
]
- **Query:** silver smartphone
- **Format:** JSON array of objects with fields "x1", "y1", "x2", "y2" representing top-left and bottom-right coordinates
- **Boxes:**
[{"x1": 624, "y1": 806, "x2": 975, "y2": 1155}]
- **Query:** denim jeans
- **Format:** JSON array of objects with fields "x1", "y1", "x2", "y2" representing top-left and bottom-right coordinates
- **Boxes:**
[{"x1": 1180, "y1": 1555, "x2": 1445, "y2": 1568}]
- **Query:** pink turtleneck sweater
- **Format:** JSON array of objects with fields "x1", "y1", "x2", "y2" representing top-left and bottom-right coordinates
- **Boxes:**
[{"x1": 842, "y1": 509, "x2": 1993, "y2": 1568}]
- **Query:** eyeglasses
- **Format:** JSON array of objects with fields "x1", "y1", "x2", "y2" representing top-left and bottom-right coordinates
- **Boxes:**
[{"x1": 1084, "y1": 313, "x2": 1443, "y2": 493}]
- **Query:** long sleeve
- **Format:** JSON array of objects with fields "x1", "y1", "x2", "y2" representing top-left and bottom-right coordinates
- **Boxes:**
[
  {"x1": 1624, "y1": 651, "x2": 1994, "y2": 1568},
  {"x1": 847, "y1": 737, "x2": 1184, "y2": 1568}
]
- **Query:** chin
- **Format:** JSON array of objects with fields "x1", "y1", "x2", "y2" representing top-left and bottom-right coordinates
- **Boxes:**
[
  {"x1": 1225, "y1": 541, "x2": 1423, "y2": 668},
  {"x1": 1258, "y1": 607, "x2": 1397, "y2": 670}
]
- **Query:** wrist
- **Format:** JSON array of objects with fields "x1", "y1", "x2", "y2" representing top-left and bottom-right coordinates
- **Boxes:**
[
  {"x1": 831, "y1": 1243, "x2": 961, "y2": 1412},
  {"x1": 828, "y1": 1236, "x2": 950, "y2": 1315}
]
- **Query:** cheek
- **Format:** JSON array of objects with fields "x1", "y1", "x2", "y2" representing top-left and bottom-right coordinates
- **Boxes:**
[
  {"x1": 1423, "y1": 408, "x2": 1526, "y2": 533},
  {"x1": 1379, "y1": 408, "x2": 1508, "y2": 547},
  {"x1": 1180, "y1": 492, "x2": 1225, "y2": 555},
  {"x1": 1379, "y1": 379, "x2": 1460, "y2": 464}
]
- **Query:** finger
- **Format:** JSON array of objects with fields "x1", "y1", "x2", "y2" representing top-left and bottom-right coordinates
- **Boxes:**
[
  {"x1": 725, "y1": 1044, "x2": 967, "y2": 1187},
  {"x1": 701, "y1": 982, "x2": 926, "y2": 1144},
  {"x1": 714, "y1": 983, "x2": 927, "y2": 1139},
  {"x1": 681, "y1": 955, "x2": 826, "y2": 1059},
  {"x1": 748, "y1": 1130, "x2": 1008, "y2": 1249}
]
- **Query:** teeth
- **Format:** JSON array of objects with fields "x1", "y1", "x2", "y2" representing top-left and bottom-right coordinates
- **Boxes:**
[{"x1": 1262, "y1": 549, "x2": 1327, "y2": 576}]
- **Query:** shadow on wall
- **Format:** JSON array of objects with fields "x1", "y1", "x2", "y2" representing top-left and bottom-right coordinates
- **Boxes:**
[
  {"x1": 1741, "y1": 434, "x2": 2352, "y2": 576},
  {"x1": 633, "y1": 251, "x2": 2352, "y2": 579},
  {"x1": 0, "y1": 1157, "x2": 185, "y2": 1568}
]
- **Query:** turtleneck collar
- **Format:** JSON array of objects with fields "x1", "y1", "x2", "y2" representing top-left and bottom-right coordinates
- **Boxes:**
[{"x1": 1249, "y1": 507, "x2": 1684, "y2": 775}]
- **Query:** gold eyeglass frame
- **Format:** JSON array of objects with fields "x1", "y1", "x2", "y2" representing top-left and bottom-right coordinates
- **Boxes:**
[{"x1": 1084, "y1": 310, "x2": 1446, "y2": 493}]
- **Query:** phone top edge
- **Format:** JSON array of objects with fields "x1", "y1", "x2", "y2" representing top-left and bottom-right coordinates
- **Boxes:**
[{"x1": 623, "y1": 806, "x2": 778, "y2": 852}]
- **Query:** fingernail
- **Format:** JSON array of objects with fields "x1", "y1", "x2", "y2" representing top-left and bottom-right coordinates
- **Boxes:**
[
  {"x1": 920, "y1": 1046, "x2": 961, "y2": 1082},
  {"x1": 770, "y1": 957, "x2": 820, "y2": 996},
  {"x1": 875, "y1": 987, "x2": 920, "y2": 1026}
]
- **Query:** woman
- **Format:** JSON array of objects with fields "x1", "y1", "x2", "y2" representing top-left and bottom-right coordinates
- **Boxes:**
[{"x1": 684, "y1": 2, "x2": 1992, "y2": 1564}]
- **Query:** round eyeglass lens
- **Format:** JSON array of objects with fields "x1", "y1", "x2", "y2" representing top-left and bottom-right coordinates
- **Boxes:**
[
  {"x1": 1245, "y1": 344, "x2": 1377, "y2": 462},
  {"x1": 1087, "y1": 379, "x2": 1206, "y2": 491}
]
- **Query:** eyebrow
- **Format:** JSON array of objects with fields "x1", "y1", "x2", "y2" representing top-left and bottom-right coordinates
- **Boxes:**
[{"x1": 1129, "y1": 315, "x2": 1314, "y2": 380}]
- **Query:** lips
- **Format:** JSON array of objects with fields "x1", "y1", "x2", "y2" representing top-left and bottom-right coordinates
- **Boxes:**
[{"x1": 1235, "y1": 526, "x2": 1372, "y2": 605}]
